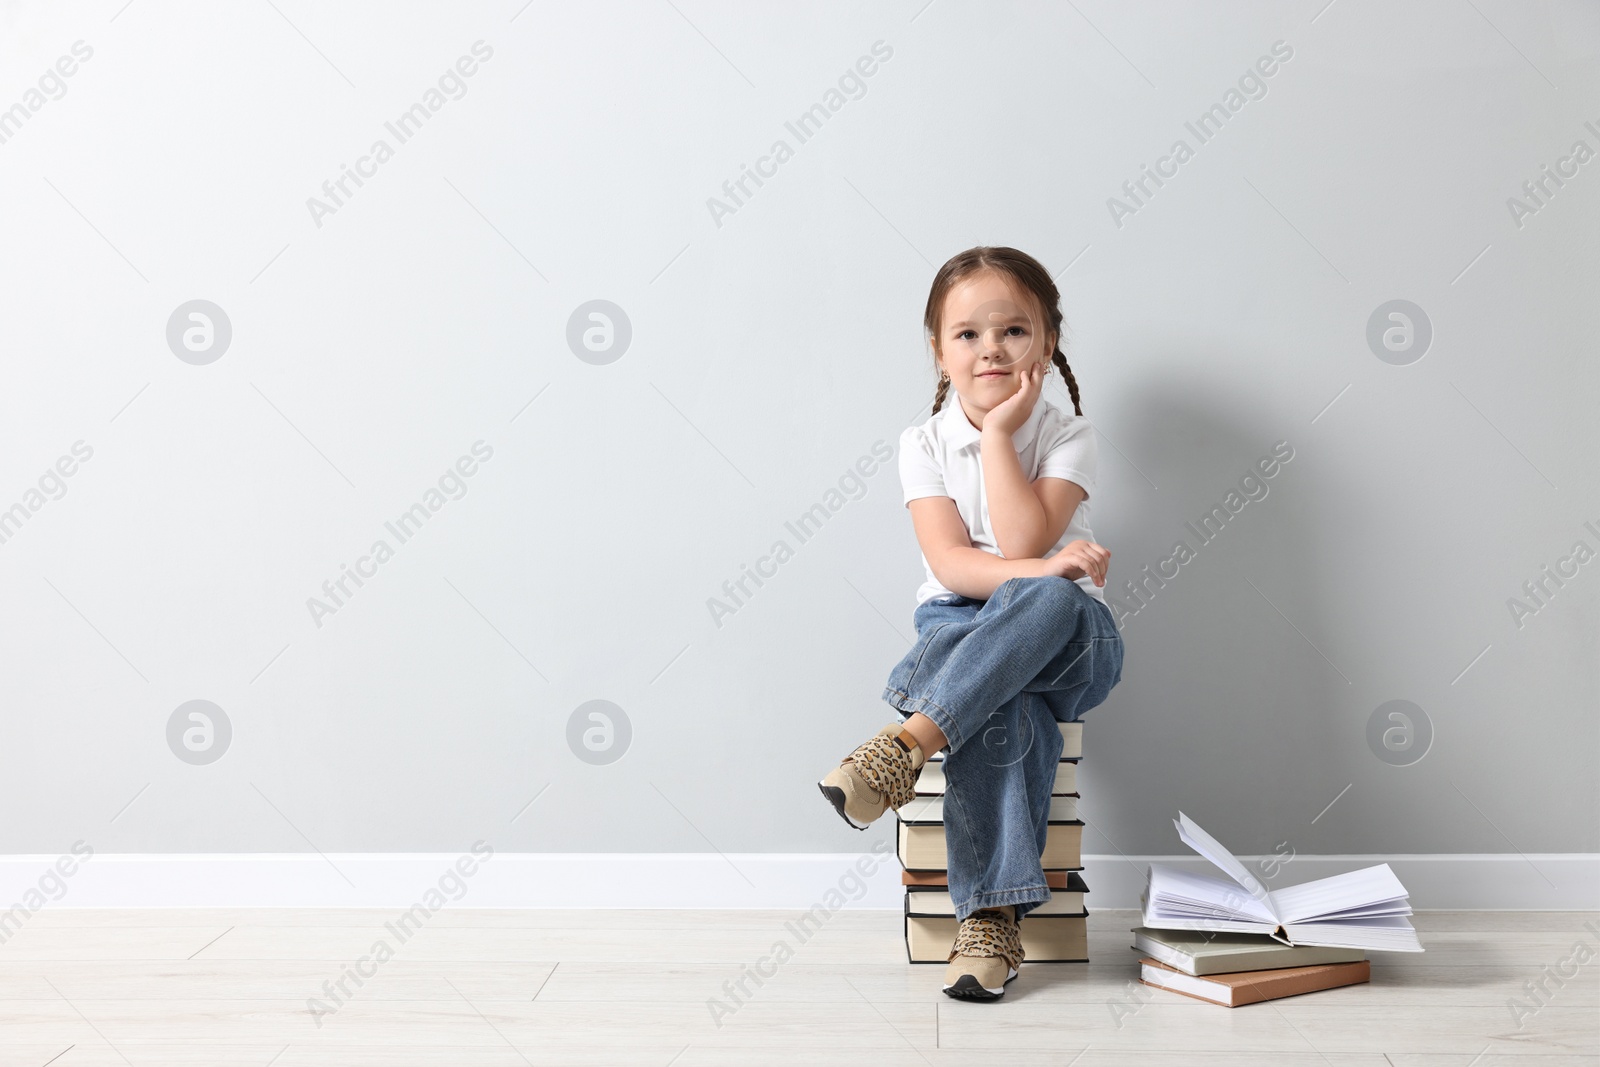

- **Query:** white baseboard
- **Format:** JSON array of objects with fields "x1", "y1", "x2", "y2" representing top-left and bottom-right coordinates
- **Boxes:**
[{"x1": 1, "y1": 852, "x2": 1594, "y2": 911}]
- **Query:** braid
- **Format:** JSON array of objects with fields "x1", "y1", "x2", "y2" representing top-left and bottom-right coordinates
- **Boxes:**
[
  {"x1": 931, "y1": 374, "x2": 951, "y2": 414},
  {"x1": 1051, "y1": 348, "x2": 1082, "y2": 416}
]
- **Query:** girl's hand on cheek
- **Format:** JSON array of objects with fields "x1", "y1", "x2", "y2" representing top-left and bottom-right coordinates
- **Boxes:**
[{"x1": 984, "y1": 360, "x2": 1046, "y2": 438}]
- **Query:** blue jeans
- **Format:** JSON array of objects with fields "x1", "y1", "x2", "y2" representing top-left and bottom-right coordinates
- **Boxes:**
[{"x1": 882, "y1": 576, "x2": 1124, "y2": 923}]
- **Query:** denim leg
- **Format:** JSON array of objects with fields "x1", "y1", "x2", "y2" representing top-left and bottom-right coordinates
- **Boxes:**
[
  {"x1": 941, "y1": 689, "x2": 1068, "y2": 920},
  {"x1": 883, "y1": 576, "x2": 1123, "y2": 752},
  {"x1": 1024, "y1": 588, "x2": 1124, "y2": 725},
  {"x1": 882, "y1": 576, "x2": 1125, "y2": 923}
]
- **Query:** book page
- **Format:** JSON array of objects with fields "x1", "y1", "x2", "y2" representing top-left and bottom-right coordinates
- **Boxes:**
[
  {"x1": 1174, "y1": 813, "x2": 1275, "y2": 917},
  {"x1": 1146, "y1": 865, "x2": 1277, "y2": 924},
  {"x1": 1269, "y1": 864, "x2": 1411, "y2": 923}
]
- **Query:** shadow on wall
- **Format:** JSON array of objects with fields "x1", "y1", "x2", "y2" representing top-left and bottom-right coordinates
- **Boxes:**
[{"x1": 1076, "y1": 366, "x2": 1351, "y2": 858}]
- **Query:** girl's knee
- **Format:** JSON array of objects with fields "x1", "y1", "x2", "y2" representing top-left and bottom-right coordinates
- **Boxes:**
[{"x1": 1014, "y1": 574, "x2": 1086, "y2": 610}]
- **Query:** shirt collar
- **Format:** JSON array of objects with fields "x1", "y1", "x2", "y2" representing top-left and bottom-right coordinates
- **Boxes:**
[{"x1": 940, "y1": 394, "x2": 1049, "y2": 450}]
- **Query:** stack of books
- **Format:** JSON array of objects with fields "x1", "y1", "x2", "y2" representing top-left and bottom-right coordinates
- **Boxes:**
[
  {"x1": 1133, "y1": 812, "x2": 1423, "y2": 1006},
  {"x1": 900, "y1": 720, "x2": 1089, "y2": 963},
  {"x1": 1131, "y1": 927, "x2": 1370, "y2": 1007}
]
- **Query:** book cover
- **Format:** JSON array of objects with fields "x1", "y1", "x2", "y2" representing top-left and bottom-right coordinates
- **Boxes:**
[
  {"x1": 1138, "y1": 956, "x2": 1371, "y2": 1007},
  {"x1": 916, "y1": 758, "x2": 1077, "y2": 797},
  {"x1": 1130, "y1": 927, "x2": 1365, "y2": 975}
]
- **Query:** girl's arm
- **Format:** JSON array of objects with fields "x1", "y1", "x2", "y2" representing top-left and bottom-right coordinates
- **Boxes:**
[
  {"x1": 979, "y1": 361, "x2": 1086, "y2": 559},
  {"x1": 982, "y1": 429, "x2": 1085, "y2": 559},
  {"x1": 909, "y1": 497, "x2": 1109, "y2": 601}
]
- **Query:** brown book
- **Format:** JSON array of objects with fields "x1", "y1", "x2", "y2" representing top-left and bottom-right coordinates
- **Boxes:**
[
  {"x1": 1138, "y1": 957, "x2": 1371, "y2": 1007},
  {"x1": 903, "y1": 869, "x2": 1076, "y2": 888}
]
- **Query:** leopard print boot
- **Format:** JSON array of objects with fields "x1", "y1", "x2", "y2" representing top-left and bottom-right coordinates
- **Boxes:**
[
  {"x1": 942, "y1": 905, "x2": 1023, "y2": 1000},
  {"x1": 817, "y1": 721, "x2": 926, "y2": 829}
]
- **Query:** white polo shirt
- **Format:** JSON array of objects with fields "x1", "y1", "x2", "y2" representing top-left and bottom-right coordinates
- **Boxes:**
[{"x1": 899, "y1": 396, "x2": 1105, "y2": 607}]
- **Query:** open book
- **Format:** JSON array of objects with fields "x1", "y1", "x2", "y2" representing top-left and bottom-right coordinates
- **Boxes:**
[{"x1": 1142, "y1": 813, "x2": 1423, "y2": 952}]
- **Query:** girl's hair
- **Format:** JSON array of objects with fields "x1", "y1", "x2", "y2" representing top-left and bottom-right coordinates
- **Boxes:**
[{"x1": 923, "y1": 246, "x2": 1082, "y2": 417}]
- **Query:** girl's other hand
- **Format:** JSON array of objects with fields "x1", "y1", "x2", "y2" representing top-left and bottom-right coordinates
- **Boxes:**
[
  {"x1": 1045, "y1": 539, "x2": 1110, "y2": 586},
  {"x1": 982, "y1": 359, "x2": 1047, "y2": 438}
]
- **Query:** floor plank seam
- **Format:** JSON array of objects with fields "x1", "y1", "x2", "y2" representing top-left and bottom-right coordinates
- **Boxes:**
[
  {"x1": 186, "y1": 925, "x2": 235, "y2": 960},
  {"x1": 530, "y1": 961, "x2": 557, "y2": 1001}
]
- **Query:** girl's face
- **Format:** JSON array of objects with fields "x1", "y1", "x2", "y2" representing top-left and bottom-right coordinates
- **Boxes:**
[{"x1": 934, "y1": 272, "x2": 1055, "y2": 416}]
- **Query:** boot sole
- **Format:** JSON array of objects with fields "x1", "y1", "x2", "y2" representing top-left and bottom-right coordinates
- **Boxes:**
[
  {"x1": 817, "y1": 782, "x2": 870, "y2": 830},
  {"x1": 942, "y1": 968, "x2": 1018, "y2": 1001}
]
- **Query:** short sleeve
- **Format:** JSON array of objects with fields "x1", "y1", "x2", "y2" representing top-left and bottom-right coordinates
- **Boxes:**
[
  {"x1": 898, "y1": 425, "x2": 947, "y2": 505},
  {"x1": 1035, "y1": 414, "x2": 1097, "y2": 497}
]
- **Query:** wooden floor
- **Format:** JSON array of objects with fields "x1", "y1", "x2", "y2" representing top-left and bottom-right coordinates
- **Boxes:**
[{"x1": 0, "y1": 908, "x2": 1593, "y2": 1065}]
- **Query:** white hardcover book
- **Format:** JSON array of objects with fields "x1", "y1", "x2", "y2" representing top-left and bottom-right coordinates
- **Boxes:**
[
  {"x1": 1141, "y1": 813, "x2": 1423, "y2": 953},
  {"x1": 898, "y1": 794, "x2": 1077, "y2": 823},
  {"x1": 917, "y1": 759, "x2": 1077, "y2": 796}
]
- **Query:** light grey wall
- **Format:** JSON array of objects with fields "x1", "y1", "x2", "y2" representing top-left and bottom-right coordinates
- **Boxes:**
[{"x1": 2, "y1": 0, "x2": 1595, "y2": 863}]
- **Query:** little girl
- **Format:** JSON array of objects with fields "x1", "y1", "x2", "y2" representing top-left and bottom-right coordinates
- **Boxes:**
[{"x1": 818, "y1": 246, "x2": 1124, "y2": 1001}]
